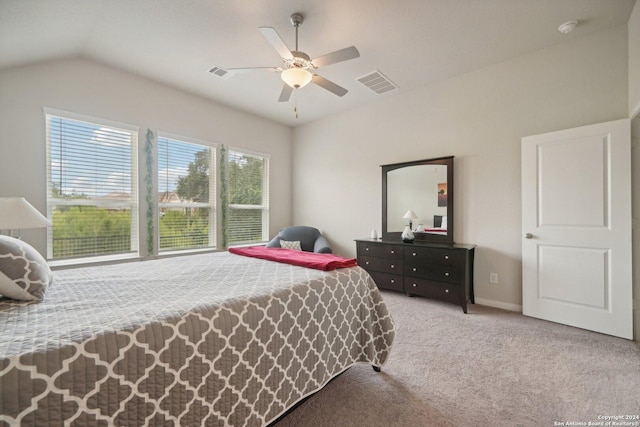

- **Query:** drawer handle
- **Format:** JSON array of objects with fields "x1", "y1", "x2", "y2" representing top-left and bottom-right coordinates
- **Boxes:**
[
  {"x1": 444, "y1": 272, "x2": 450, "y2": 277},
  {"x1": 412, "y1": 283, "x2": 417, "y2": 288},
  {"x1": 391, "y1": 264, "x2": 395, "y2": 269},
  {"x1": 390, "y1": 279, "x2": 395, "y2": 284},
  {"x1": 390, "y1": 250, "x2": 395, "y2": 254},
  {"x1": 444, "y1": 255, "x2": 449, "y2": 260},
  {"x1": 412, "y1": 268, "x2": 417, "y2": 272},
  {"x1": 412, "y1": 252, "x2": 416, "y2": 256},
  {"x1": 366, "y1": 247, "x2": 370, "y2": 251},
  {"x1": 445, "y1": 289, "x2": 449, "y2": 293},
  {"x1": 365, "y1": 261, "x2": 369, "y2": 265}
]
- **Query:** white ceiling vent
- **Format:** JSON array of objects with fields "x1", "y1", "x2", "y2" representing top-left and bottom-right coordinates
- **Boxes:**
[
  {"x1": 209, "y1": 66, "x2": 231, "y2": 79},
  {"x1": 357, "y1": 71, "x2": 397, "y2": 95}
]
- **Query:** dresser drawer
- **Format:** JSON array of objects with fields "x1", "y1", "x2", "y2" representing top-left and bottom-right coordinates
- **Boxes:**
[
  {"x1": 357, "y1": 241, "x2": 403, "y2": 260},
  {"x1": 404, "y1": 246, "x2": 465, "y2": 266},
  {"x1": 405, "y1": 263, "x2": 463, "y2": 284},
  {"x1": 404, "y1": 277, "x2": 463, "y2": 305},
  {"x1": 367, "y1": 271, "x2": 403, "y2": 292},
  {"x1": 359, "y1": 256, "x2": 404, "y2": 275},
  {"x1": 355, "y1": 239, "x2": 475, "y2": 313}
]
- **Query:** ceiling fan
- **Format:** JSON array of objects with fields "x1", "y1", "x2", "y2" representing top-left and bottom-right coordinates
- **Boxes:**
[{"x1": 211, "y1": 13, "x2": 360, "y2": 102}]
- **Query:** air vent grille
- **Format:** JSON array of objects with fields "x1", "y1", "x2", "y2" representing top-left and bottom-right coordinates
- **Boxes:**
[
  {"x1": 357, "y1": 71, "x2": 397, "y2": 95},
  {"x1": 209, "y1": 66, "x2": 230, "y2": 79}
]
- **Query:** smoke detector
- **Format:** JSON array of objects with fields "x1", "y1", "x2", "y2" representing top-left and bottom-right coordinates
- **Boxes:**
[{"x1": 558, "y1": 20, "x2": 578, "y2": 34}]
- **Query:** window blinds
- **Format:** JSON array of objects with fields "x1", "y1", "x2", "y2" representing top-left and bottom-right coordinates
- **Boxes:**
[
  {"x1": 157, "y1": 135, "x2": 216, "y2": 251},
  {"x1": 227, "y1": 150, "x2": 269, "y2": 245},
  {"x1": 45, "y1": 113, "x2": 138, "y2": 260}
]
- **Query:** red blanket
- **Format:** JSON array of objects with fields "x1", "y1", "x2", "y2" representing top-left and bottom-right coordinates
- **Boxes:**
[{"x1": 228, "y1": 246, "x2": 357, "y2": 271}]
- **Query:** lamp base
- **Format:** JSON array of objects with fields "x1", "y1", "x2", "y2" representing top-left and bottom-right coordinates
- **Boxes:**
[{"x1": 401, "y1": 225, "x2": 414, "y2": 243}]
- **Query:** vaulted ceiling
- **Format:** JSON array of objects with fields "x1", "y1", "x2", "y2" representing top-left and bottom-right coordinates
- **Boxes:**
[{"x1": 0, "y1": 0, "x2": 635, "y2": 126}]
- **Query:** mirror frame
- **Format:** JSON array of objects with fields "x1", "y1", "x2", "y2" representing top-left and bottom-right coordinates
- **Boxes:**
[{"x1": 382, "y1": 155, "x2": 454, "y2": 244}]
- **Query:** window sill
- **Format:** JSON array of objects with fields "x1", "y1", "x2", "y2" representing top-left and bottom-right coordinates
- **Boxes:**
[
  {"x1": 49, "y1": 249, "x2": 223, "y2": 270},
  {"x1": 228, "y1": 241, "x2": 268, "y2": 249},
  {"x1": 48, "y1": 244, "x2": 266, "y2": 270},
  {"x1": 49, "y1": 253, "x2": 140, "y2": 270},
  {"x1": 157, "y1": 247, "x2": 220, "y2": 257}
]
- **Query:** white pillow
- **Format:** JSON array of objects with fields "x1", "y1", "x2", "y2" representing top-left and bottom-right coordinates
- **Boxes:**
[
  {"x1": 0, "y1": 236, "x2": 52, "y2": 301},
  {"x1": 279, "y1": 240, "x2": 302, "y2": 251},
  {"x1": 441, "y1": 216, "x2": 448, "y2": 228}
]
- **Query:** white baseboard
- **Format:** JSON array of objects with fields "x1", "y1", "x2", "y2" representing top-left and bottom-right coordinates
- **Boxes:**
[{"x1": 474, "y1": 297, "x2": 522, "y2": 313}]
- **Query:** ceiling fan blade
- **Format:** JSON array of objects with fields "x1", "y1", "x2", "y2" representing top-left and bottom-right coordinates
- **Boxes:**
[
  {"x1": 226, "y1": 66, "x2": 278, "y2": 73},
  {"x1": 312, "y1": 74, "x2": 348, "y2": 97},
  {"x1": 278, "y1": 84, "x2": 293, "y2": 102},
  {"x1": 259, "y1": 27, "x2": 294, "y2": 60},
  {"x1": 312, "y1": 46, "x2": 360, "y2": 68}
]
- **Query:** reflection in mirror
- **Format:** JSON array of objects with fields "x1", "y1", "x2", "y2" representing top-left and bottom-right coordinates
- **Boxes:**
[
  {"x1": 387, "y1": 165, "x2": 448, "y2": 233},
  {"x1": 382, "y1": 156, "x2": 454, "y2": 244}
]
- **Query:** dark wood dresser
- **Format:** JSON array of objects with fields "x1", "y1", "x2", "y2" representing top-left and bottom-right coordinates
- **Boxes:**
[{"x1": 356, "y1": 239, "x2": 476, "y2": 313}]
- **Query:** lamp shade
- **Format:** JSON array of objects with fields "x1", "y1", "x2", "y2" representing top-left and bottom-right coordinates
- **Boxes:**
[
  {"x1": 281, "y1": 67, "x2": 312, "y2": 89},
  {"x1": 402, "y1": 210, "x2": 419, "y2": 220},
  {"x1": 0, "y1": 197, "x2": 52, "y2": 230}
]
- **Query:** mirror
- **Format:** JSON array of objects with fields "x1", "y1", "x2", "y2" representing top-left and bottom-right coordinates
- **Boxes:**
[{"x1": 382, "y1": 156, "x2": 454, "y2": 244}]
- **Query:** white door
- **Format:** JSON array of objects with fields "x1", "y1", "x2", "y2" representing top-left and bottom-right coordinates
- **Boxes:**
[{"x1": 522, "y1": 119, "x2": 632, "y2": 339}]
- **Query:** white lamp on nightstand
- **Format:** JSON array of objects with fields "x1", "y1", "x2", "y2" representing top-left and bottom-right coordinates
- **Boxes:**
[{"x1": 0, "y1": 197, "x2": 52, "y2": 237}]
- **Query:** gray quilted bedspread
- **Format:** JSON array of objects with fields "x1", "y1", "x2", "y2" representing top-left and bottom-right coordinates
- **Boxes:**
[{"x1": 0, "y1": 251, "x2": 394, "y2": 426}]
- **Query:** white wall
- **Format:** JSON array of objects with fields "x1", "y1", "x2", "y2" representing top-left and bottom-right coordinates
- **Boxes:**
[
  {"x1": 292, "y1": 26, "x2": 629, "y2": 311},
  {"x1": 629, "y1": 0, "x2": 640, "y2": 115},
  {"x1": 0, "y1": 58, "x2": 292, "y2": 255}
]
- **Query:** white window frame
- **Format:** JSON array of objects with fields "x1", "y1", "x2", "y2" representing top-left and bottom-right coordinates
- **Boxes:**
[
  {"x1": 44, "y1": 108, "x2": 139, "y2": 265},
  {"x1": 157, "y1": 132, "x2": 217, "y2": 253},
  {"x1": 227, "y1": 147, "x2": 270, "y2": 246}
]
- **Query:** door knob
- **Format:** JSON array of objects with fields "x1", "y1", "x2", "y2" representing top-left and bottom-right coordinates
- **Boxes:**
[{"x1": 524, "y1": 233, "x2": 534, "y2": 239}]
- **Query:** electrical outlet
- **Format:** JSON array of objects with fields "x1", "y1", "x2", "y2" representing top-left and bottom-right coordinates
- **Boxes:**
[{"x1": 490, "y1": 273, "x2": 498, "y2": 284}]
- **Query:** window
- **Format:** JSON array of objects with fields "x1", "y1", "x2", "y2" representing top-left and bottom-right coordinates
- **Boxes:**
[
  {"x1": 45, "y1": 111, "x2": 138, "y2": 261},
  {"x1": 226, "y1": 149, "x2": 270, "y2": 245},
  {"x1": 157, "y1": 135, "x2": 216, "y2": 252}
]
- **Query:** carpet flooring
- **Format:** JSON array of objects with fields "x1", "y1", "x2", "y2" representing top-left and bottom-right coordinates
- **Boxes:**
[{"x1": 274, "y1": 290, "x2": 640, "y2": 427}]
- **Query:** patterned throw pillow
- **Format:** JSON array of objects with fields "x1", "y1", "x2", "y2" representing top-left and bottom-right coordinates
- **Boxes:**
[
  {"x1": 0, "y1": 236, "x2": 52, "y2": 301},
  {"x1": 279, "y1": 240, "x2": 302, "y2": 251}
]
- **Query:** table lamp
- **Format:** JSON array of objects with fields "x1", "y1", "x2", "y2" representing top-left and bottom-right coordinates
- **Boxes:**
[
  {"x1": 402, "y1": 210, "x2": 418, "y2": 242},
  {"x1": 0, "y1": 197, "x2": 52, "y2": 237}
]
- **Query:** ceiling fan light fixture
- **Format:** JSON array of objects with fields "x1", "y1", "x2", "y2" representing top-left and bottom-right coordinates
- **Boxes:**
[
  {"x1": 281, "y1": 67, "x2": 312, "y2": 89},
  {"x1": 558, "y1": 20, "x2": 578, "y2": 34}
]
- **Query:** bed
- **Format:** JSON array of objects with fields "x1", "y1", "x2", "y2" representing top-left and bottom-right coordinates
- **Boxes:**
[
  {"x1": 0, "y1": 250, "x2": 395, "y2": 426},
  {"x1": 413, "y1": 214, "x2": 448, "y2": 235}
]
